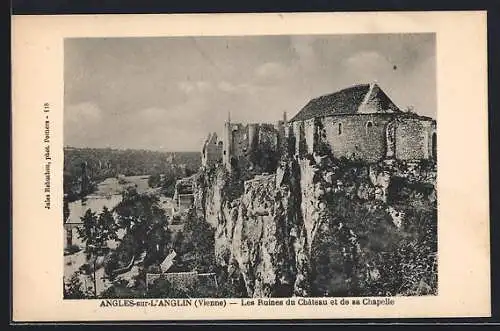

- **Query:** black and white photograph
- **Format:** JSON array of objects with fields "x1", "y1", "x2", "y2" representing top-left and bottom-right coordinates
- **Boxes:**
[
  {"x1": 11, "y1": 12, "x2": 491, "y2": 321},
  {"x1": 62, "y1": 33, "x2": 438, "y2": 300}
]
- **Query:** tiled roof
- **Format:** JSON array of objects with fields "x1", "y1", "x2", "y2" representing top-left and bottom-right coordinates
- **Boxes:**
[
  {"x1": 146, "y1": 271, "x2": 218, "y2": 291},
  {"x1": 289, "y1": 83, "x2": 400, "y2": 122}
]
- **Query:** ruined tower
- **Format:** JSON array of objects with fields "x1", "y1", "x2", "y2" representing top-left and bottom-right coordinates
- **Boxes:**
[{"x1": 222, "y1": 111, "x2": 233, "y2": 170}]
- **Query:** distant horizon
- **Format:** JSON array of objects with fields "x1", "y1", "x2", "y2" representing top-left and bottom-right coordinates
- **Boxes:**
[{"x1": 64, "y1": 145, "x2": 201, "y2": 153}]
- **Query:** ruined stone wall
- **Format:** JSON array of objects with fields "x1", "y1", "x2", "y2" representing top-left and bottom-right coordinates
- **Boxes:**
[
  {"x1": 221, "y1": 123, "x2": 253, "y2": 171},
  {"x1": 222, "y1": 122, "x2": 232, "y2": 166},
  {"x1": 428, "y1": 121, "x2": 437, "y2": 159},
  {"x1": 258, "y1": 124, "x2": 279, "y2": 150},
  {"x1": 288, "y1": 114, "x2": 435, "y2": 163},
  {"x1": 321, "y1": 114, "x2": 392, "y2": 163},
  {"x1": 230, "y1": 124, "x2": 250, "y2": 162},
  {"x1": 202, "y1": 133, "x2": 223, "y2": 167},
  {"x1": 291, "y1": 121, "x2": 301, "y2": 155},
  {"x1": 274, "y1": 120, "x2": 286, "y2": 153},
  {"x1": 248, "y1": 124, "x2": 259, "y2": 151},
  {"x1": 304, "y1": 118, "x2": 316, "y2": 155},
  {"x1": 395, "y1": 117, "x2": 435, "y2": 161},
  {"x1": 291, "y1": 121, "x2": 308, "y2": 157},
  {"x1": 224, "y1": 122, "x2": 282, "y2": 173}
]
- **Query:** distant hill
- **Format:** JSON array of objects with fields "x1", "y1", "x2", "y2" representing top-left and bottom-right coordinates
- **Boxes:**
[{"x1": 64, "y1": 147, "x2": 201, "y2": 200}]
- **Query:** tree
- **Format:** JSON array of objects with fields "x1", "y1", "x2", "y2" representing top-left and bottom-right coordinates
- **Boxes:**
[
  {"x1": 160, "y1": 173, "x2": 177, "y2": 197},
  {"x1": 148, "y1": 174, "x2": 161, "y2": 188},
  {"x1": 99, "y1": 207, "x2": 119, "y2": 241},
  {"x1": 103, "y1": 252, "x2": 120, "y2": 281},
  {"x1": 78, "y1": 208, "x2": 117, "y2": 258},
  {"x1": 77, "y1": 208, "x2": 118, "y2": 297},
  {"x1": 64, "y1": 272, "x2": 91, "y2": 299},
  {"x1": 177, "y1": 209, "x2": 216, "y2": 273},
  {"x1": 111, "y1": 191, "x2": 170, "y2": 275},
  {"x1": 63, "y1": 198, "x2": 70, "y2": 223},
  {"x1": 114, "y1": 191, "x2": 167, "y2": 242},
  {"x1": 143, "y1": 223, "x2": 171, "y2": 267},
  {"x1": 99, "y1": 279, "x2": 140, "y2": 299},
  {"x1": 77, "y1": 210, "x2": 98, "y2": 256}
]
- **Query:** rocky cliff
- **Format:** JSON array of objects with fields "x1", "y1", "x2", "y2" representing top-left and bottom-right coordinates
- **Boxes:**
[{"x1": 193, "y1": 151, "x2": 437, "y2": 298}]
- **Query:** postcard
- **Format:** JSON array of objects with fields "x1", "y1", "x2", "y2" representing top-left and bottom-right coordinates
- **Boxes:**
[{"x1": 11, "y1": 11, "x2": 490, "y2": 321}]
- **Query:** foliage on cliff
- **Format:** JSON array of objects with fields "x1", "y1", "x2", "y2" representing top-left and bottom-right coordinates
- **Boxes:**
[
  {"x1": 187, "y1": 135, "x2": 437, "y2": 298},
  {"x1": 174, "y1": 209, "x2": 217, "y2": 273},
  {"x1": 64, "y1": 272, "x2": 93, "y2": 299},
  {"x1": 308, "y1": 155, "x2": 437, "y2": 296}
]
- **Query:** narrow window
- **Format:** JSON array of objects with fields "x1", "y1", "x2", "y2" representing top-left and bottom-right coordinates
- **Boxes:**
[
  {"x1": 338, "y1": 123, "x2": 342, "y2": 135},
  {"x1": 432, "y1": 132, "x2": 437, "y2": 159},
  {"x1": 366, "y1": 121, "x2": 373, "y2": 134}
]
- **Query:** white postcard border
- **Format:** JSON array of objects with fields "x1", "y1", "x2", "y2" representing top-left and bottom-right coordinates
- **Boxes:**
[{"x1": 12, "y1": 11, "x2": 490, "y2": 321}]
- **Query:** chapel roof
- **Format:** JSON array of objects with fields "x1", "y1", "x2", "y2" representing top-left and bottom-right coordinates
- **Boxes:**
[{"x1": 289, "y1": 83, "x2": 401, "y2": 122}]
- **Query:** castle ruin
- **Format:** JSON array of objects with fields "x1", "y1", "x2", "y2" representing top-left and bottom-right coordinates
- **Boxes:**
[{"x1": 201, "y1": 82, "x2": 437, "y2": 173}]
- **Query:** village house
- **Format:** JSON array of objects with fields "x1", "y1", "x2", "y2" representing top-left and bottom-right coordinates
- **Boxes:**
[
  {"x1": 146, "y1": 271, "x2": 218, "y2": 293},
  {"x1": 172, "y1": 176, "x2": 196, "y2": 214}
]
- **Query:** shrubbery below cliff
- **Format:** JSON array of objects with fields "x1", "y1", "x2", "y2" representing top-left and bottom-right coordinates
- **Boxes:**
[
  {"x1": 310, "y1": 194, "x2": 437, "y2": 296},
  {"x1": 309, "y1": 158, "x2": 437, "y2": 297},
  {"x1": 194, "y1": 148, "x2": 437, "y2": 298}
]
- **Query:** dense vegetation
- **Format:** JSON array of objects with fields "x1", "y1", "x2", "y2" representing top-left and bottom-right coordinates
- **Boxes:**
[
  {"x1": 309, "y1": 158, "x2": 437, "y2": 297},
  {"x1": 107, "y1": 188, "x2": 171, "y2": 274},
  {"x1": 64, "y1": 183, "x2": 245, "y2": 299},
  {"x1": 64, "y1": 187, "x2": 173, "y2": 298},
  {"x1": 63, "y1": 147, "x2": 200, "y2": 201},
  {"x1": 64, "y1": 140, "x2": 437, "y2": 299}
]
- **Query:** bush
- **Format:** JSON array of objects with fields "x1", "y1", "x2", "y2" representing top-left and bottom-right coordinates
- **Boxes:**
[
  {"x1": 148, "y1": 174, "x2": 161, "y2": 188},
  {"x1": 100, "y1": 279, "x2": 142, "y2": 299},
  {"x1": 79, "y1": 263, "x2": 93, "y2": 275},
  {"x1": 64, "y1": 272, "x2": 92, "y2": 299},
  {"x1": 310, "y1": 160, "x2": 437, "y2": 297},
  {"x1": 103, "y1": 252, "x2": 120, "y2": 279},
  {"x1": 176, "y1": 210, "x2": 216, "y2": 273}
]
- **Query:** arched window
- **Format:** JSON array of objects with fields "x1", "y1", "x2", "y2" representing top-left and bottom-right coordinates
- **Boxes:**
[
  {"x1": 338, "y1": 123, "x2": 342, "y2": 135},
  {"x1": 365, "y1": 121, "x2": 373, "y2": 134},
  {"x1": 432, "y1": 132, "x2": 437, "y2": 159}
]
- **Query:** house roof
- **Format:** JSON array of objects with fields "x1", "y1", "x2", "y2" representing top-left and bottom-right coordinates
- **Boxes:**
[
  {"x1": 289, "y1": 83, "x2": 401, "y2": 122},
  {"x1": 146, "y1": 271, "x2": 218, "y2": 292}
]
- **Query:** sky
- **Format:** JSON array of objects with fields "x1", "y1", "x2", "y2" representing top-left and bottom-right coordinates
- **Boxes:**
[{"x1": 64, "y1": 34, "x2": 436, "y2": 152}]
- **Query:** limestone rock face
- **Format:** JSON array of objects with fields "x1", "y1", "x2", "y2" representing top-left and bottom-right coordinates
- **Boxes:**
[
  {"x1": 194, "y1": 161, "x2": 313, "y2": 297},
  {"x1": 193, "y1": 154, "x2": 437, "y2": 297},
  {"x1": 231, "y1": 174, "x2": 290, "y2": 297}
]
